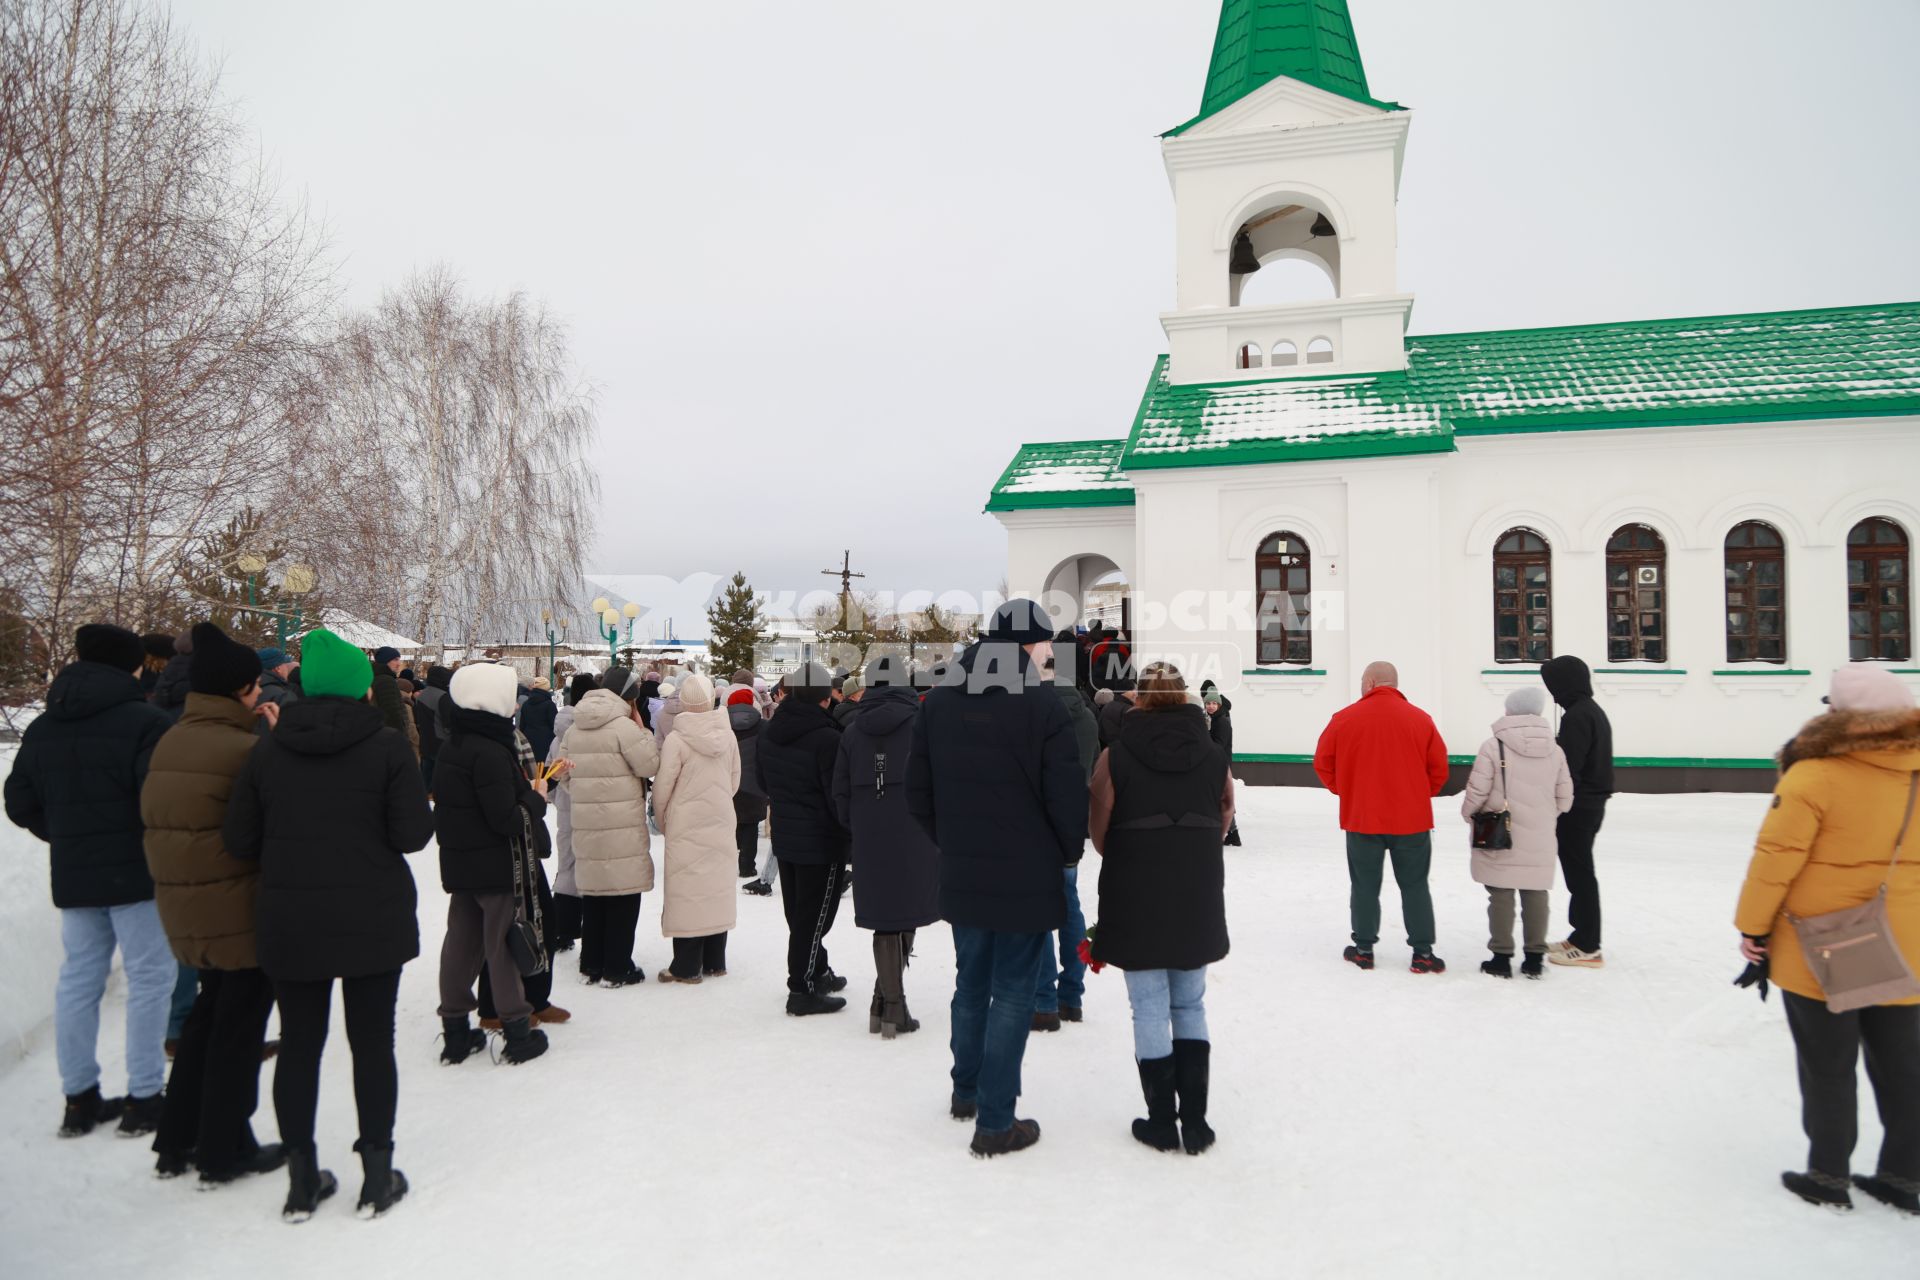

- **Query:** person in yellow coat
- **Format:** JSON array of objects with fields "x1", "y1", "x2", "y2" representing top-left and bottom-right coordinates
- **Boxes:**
[{"x1": 1734, "y1": 666, "x2": 1920, "y2": 1214}]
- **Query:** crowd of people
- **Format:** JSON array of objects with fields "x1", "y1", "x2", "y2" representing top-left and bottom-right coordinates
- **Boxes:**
[{"x1": 4, "y1": 598, "x2": 1917, "y2": 1217}]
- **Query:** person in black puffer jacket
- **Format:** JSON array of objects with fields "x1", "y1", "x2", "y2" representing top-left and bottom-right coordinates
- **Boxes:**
[
  {"x1": 1088, "y1": 662, "x2": 1232, "y2": 1156},
  {"x1": 150, "y1": 629, "x2": 194, "y2": 723},
  {"x1": 756, "y1": 662, "x2": 851, "y2": 1014},
  {"x1": 1540, "y1": 655, "x2": 1613, "y2": 967},
  {"x1": 518, "y1": 678, "x2": 558, "y2": 763},
  {"x1": 432, "y1": 663, "x2": 551, "y2": 1067},
  {"x1": 221, "y1": 628, "x2": 432, "y2": 1222},
  {"x1": 5, "y1": 624, "x2": 177, "y2": 1140},
  {"x1": 1200, "y1": 681, "x2": 1241, "y2": 847},
  {"x1": 728, "y1": 685, "x2": 770, "y2": 886},
  {"x1": 832, "y1": 659, "x2": 940, "y2": 1038}
]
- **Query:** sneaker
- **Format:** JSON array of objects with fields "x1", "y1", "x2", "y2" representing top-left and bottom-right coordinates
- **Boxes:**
[
  {"x1": 59, "y1": 1086, "x2": 124, "y2": 1139},
  {"x1": 950, "y1": 1094, "x2": 978, "y2": 1122},
  {"x1": 1479, "y1": 953, "x2": 1513, "y2": 979},
  {"x1": 1031, "y1": 1011, "x2": 1062, "y2": 1033},
  {"x1": 1547, "y1": 944, "x2": 1604, "y2": 968},
  {"x1": 116, "y1": 1093, "x2": 164, "y2": 1138},
  {"x1": 1782, "y1": 1170, "x2": 1853, "y2": 1210},
  {"x1": 1853, "y1": 1173, "x2": 1920, "y2": 1215},
  {"x1": 970, "y1": 1118, "x2": 1041, "y2": 1159},
  {"x1": 742, "y1": 880, "x2": 773, "y2": 897},
  {"x1": 1410, "y1": 952, "x2": 1447, "y2": 975},
  {"x1": 1520, "y1": 953, "x2": 1546, "y2": 979},
  {"x1": 658, "y1": 970, "x2": 703, "y2": 985},
  {"x1": 786, "y1": 990, "x2": 848, "y2": 1016},
  {"x1": 1342, "y1": 945, "x2": 1375, "y2": 971}
]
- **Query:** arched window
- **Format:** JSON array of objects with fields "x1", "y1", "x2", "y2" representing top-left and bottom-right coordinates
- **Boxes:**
[
  {"x1": 1493, "y1": 528, "x2": 1551, "y2": 662},
  {"x1": 1255, "y1": 531, "x2": 1312, "y2": 665},
  {"x1": 1724, "y1": 522, "x2": 1785, "y2": 663},
  {"x1": 1236, "y1": 342, "x2": 1263, "y2": 370},
  {"x1": 1849, "y1": 517, "x2": 1910, "y2": 661},
  {"x1": 1306, "y1": 336, "x2": 1335, "y2": 365},
  {"x1": 1606, "y1": 524, "x2": 1667, "y2": 663},
  {"x1": 1270, "y1": 340, "x2": 1299, "y2": 367}
]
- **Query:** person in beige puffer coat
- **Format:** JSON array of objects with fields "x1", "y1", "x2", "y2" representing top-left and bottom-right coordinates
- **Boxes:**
[
  {"x1": 1459, "y1": 686, "x2": 1573, "y2": 979},
  {"x1": 560, "y1": 667, "x2": 660, "y2": 986},
  {"x1": 653, "y1": 674, "x2": 741, "y2": 983}
]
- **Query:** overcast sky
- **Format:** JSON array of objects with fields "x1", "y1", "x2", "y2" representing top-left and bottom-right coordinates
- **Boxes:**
[{"x1": 173, "y1": 0, "x2": 1920, "y2": 611}]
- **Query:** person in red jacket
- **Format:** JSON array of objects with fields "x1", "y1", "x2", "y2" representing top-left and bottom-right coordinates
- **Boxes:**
[{"x1": 1312, "y1": 661, "x2": 1451, "y2": 974}]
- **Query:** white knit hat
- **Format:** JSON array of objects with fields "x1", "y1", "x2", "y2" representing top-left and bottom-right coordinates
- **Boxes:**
[
  {"x1": 1827, "y1": 666, "x2": 1916, "y2": 713},
  {"x1": 679, "y1": 673, "x2": 715, "y2": 711},
  {"x1": 449, "y1": 662, "x2": 520, "y2": 718}
]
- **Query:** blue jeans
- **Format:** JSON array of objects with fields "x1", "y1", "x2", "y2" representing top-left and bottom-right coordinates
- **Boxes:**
[
  {"x1": 1033, "y1": 867, "x2": 1087, "y2": 1014},
  {"x1": 950, "y1": 926, "x2": 1048, "y2": 1133},
  {"x1": 57, "y1": 902, "x2": 174, "y2": 1098},
  {"x1": 1122, "y1": 966, "x2": 1209, "y2": 1061},
  {"x1": 167, "y1": 963, "x2": 198, "y2": 1041}
]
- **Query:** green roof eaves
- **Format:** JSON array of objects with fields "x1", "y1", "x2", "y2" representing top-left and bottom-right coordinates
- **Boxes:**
[
  {"x1": 1451, "y1": 398, "x2": 1920, "y2": 437},
  {"x1": 984, "y1": 489, "x2": 1135, "y2": 514},
  {"x1": 1124, "y1": 430, "x2": 1453, "y2": 470}
]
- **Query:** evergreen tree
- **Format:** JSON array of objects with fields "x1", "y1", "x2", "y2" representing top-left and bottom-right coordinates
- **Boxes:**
[
  {"x1": 174, "y1": 508, "x2": 329, "y2": 650},
  {"x1": 706, "y1": 571, "x2": 769, "y2": 675}
]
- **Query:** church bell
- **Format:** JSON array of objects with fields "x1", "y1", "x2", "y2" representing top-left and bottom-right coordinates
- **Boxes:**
[{"x1": 1230, "y1": 230, "x2": 1261, "y2": 275}]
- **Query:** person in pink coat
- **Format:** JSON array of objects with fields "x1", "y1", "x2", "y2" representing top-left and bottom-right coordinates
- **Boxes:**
[{"x1": 1459, "y1": 686, "x2": 1573, "y2": 979}]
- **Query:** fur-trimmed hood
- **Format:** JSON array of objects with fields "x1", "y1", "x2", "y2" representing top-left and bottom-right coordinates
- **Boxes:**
[{"x1": 1780, "y1": 707, "x2": 1920, "y2": 773}]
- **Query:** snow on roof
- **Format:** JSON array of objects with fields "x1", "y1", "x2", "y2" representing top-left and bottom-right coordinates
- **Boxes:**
[{"x1": 304, "y1": 610, "x2": 420, "y2": 653}]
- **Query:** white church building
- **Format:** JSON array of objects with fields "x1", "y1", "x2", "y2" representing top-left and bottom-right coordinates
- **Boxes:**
[{"x1": 987, "y1": 0, "x2": 1919, "y2": 791}]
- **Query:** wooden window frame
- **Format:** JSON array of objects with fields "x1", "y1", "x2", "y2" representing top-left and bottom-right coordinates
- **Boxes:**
[
  {"x1": 1723, "y1": 521, "x2": 1787, "y2": 664},
  {"x1": 1492, "y1": 528, "x2": 1552, "y2": 663},
  {"x1": 1606, "y1": 524, "x2": 1668, "y2": 664},
  {"x1": 1848, "y1": 517, "x2": 1911, "y2": 662},
  {"x1": 1255, "y1": 531, "x2": 1312, "y2": 666}
]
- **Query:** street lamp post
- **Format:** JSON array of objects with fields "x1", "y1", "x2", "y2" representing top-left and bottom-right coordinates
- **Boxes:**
[
  {"x1": 237, "y1": 554, "x2": 315, "y2": 649},
  {"x1": 542, "y1": 609, "x2": 569, "y2": 686},
  {"x1": 589, "y1": 597, "x2": 642, "y2": 665}
]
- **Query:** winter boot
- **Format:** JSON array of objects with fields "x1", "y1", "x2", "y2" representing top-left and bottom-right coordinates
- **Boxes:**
[
  {"x1": 786, "y1": 990, "x2": 848, "y2": 1016},
  {"x1": 282, "y1": 1147, "x2": 338, "y2": 1223},
  {"x1": 969, "y1": 1118, "x2": 1041, "y2": 1159},
  {"x1": 532, "y1": 1004, "x2": 571, "y2": 1025},
  {"x1": 1782, "y1": 1170, "x2": 1853, "y2": 1210},
  {"x1": 950, "y1": 1094, "x2": 977, "y2": 1122},
  {"x1": 1031, "y1": 1010, "x2": 1062, "y2": 1033},
  {"x1": 1173, "y1": 1039, "x2": 1214, "y2": 1155},
  {"x1": 117, "y1": 1093, "x2": 164, "y2": 1138},
  {"x1": 154, "y1": 1149, "x2": 193, "y2": 1179},
  {"x1": 1342, "y1": 945, "x2": 1374, "y2": 971},
  {"x1": 198, "y1": 1142, "x2": 287, "y2": 1188},
  {"x1": 439, "y1": 1015, "x2": 485, "y2": 1065},
  {"x1": 815, "y1": 968, "x2": 850, "y2": 994},
  {"x1": 1060, "y1": 1005, "x2": 1083, "y2": 1023},
  {"x1": 1130, "y1": 1056, "x2": 1181, "y2": 1153},
  {"x1": 354, "y1": 1141, "x2": 409, "y2": 1219},
  {"x1": 500, "y1": 1017, "x2": 549, "y2": 1065},
  {"x1": 1520, "y1": 952, "x2": 1546, "y2": 979},
  {"x1": 868, "y1": 985, "x2": 884, "y2": 1035},
  {"x1": 1853, "y1": 1173, "x2": 1920, "y2": 1215},
  {"x1": 875, "y1": 933, "x2": 919, "y2": 1038},
  {"x1": 1410, "y1": 951, "x2": 1447, "y2": 975},
  {"x1": 1480, "y1": 952, "x2": 1513, "y2": 979},
  {"x1": 59, "y1": 1086, "x2": 124, "y2": 1138}
]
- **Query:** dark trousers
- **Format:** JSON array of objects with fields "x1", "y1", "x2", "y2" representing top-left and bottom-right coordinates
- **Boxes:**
[
  {"x1": 550, "y1": 893, "x2": 583, "y2": 944},
  {"x1": 1556, "y1": 803, "x2": 1606, "y2": 952},
  {"x1": 579, "y1": 893, "x2": 642, "y2": 981},
  {"x1": 778, "y1": 859, "x2": 844, "y2": 994},
  {"x1": 271, "y1": 970, "x2": 401, "y2": 1153},
  {"x1": 480, "y1": 860, "x2": 555, "y2": 1018},
  {"x1": 154, "y1": 966, "x2": 275, "y2": 1172},
  {"x1": 735, "y1": 796, "x2": 767, "y2": 878},
  {"x1": 669, "y1": 934, "x2": 729, "y2": 979},
  {"x1": 420, "y1": 755, "x2": 436, "y2": 795},
  {"x1": 437, "y1": 891, "x2": 528, "y2": 1022},
  {"x1": 1345, "y1": 831, "x2": 1435, "y2": 951},
  {"x1": 950, "y1": 926, "x2": 1048, "y2": 1133},
  {"x1": 1784, "y1": 990, "x2": 1920, "y2": 1180}
]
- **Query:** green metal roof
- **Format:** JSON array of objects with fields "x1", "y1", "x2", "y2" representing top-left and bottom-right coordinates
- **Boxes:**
[
  {"x1": 988, "y1": 302, "x2": 1920, "y2": 504},
  {"x1": 984, "y1": 439, "x2": 1135, "y2": 512},
  {"x1": 1165, "y1": 0, "x2": 1403, "y2": 137}
]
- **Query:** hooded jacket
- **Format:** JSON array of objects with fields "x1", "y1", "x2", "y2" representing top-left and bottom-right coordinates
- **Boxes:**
[
  {"x1": 518, "y1": 686, "x2": 558, "y2": 762},
  {"x1": 1735, "y1": 707, "x2": 1920, "y2": 1004},
  {"x1": 416, "y1": 667, "x2": 453, "y2": 751},
  {"x1": 140, "y1": 693, "x2": 267, "y2": 969},
  {"x1": 729, "y1": 702, "x2": 767, "y2": 804},
  {"x1": 434, "y1": 706, "x2": 547, "y2": 894},
  {"x1": 833, "y1": 686, "x2": 941, "y2": 931},
  {"x1": 370, "y1": 663, "x2": 418, "y2": 758},
  {"x1": 1541, "y1": 656, "x2": 1613, "y2": 807},
  {"x1": 151, "y1": 652, "x2": 193, "y2": 722},
  {"x1": 561, "y1": 689, "x2": 660, "y2": 895},
  {"x1": 222, "y1": 696, "x2": 432, "y2": 981},
  {"x1": 1458, "y1": 714, "x2": 1574, "y2": 891},
  {"x1": 1055, "y1": 677, "x2": 1100, "y2": 780},
  {"x1": 652, "y1": 705, "x2": 741, "y2": 938},
  {"x1": 1312, "y1": 686, "x2": 1450, "y2": 835},
  {"x1": 755, "y1": 697, "x2": 849, "y2": 865},
  {"x1": 1088, "y1": 703, "x2": 1233, "y2": 971},
  {"x1": 907, "y1": 641, "x2": 1088, "y2": 933},
  {"x1": 5, "y1": 661, "x2": 173, "y2": 908},
  {"x1": 1206, "y1": 694, "x2": 1235, "y2": 760}
]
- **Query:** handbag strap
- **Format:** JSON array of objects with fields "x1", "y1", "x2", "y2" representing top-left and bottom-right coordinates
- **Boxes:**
[
  {"x1": 1885, "y1": 772, "x2": 1920, "y2": 881},
  {"x1": 1496, "y1": 739, "x2": 1509, "y2": 813}
]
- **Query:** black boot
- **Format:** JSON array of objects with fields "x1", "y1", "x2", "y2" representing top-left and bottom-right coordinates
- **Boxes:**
[
  {"x1": 1782, "y1": 1170, "x2": 1852, "y2": 1210},
  {"x1": 786, "y1": 990, "x2": 848, "y2": 1016},
  {"x1": 1853, "y1": 1173, "x2": 1920, "y2": 1215},
  {"x1": 282, "y1": 1147, "x2": 338, "y2": 1223},
  {"x1": 198, "y1": 1142, "x2": 288, "y2": 1187},
  {"x1": 950, "y1": 1094, "x2": 977, "y2": 1122},
  {"x1": 439, "y1": 1015, "x2": 485, "y2": 1065},
  {"x1": 354, "y1": 1141, "x2": 409, "y2": 1219},
  {"x1": 116, "y1": 1093, "x2": 164, "y2": 1138},
  {"x1": 875, "y1": 933, "x2": 919, "y2": 1039},
  {"x1": 1520, "y1": 952, "x2": 1546, "y2": 979},
  {"x1": 1130, "y1": 1056, "x2": 1181, "y2": 1152},
  {"x1": 1480, "y1": 952, "x2": 1513, "y2": 979},
  {"x1": 501, "y1": 1016, "x2": 548, "y2": 1065},
  {"x1": 59, "y1": 1085, "x2": 124, "y2": 1138},
  {"x1": 1173, "y1": 1039, "x2": 1215, "y2": 1155},
  {"x1": 969, "y1": 1118, "x2": 1041, "y2": 1158}
]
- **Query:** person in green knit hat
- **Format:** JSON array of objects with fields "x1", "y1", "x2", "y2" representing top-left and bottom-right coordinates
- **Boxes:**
[{"x1": 223, "y1": 628, "x2": 433, "y2": 1222}]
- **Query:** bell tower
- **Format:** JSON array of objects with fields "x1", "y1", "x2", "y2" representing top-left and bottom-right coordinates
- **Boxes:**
[{"x1": 1159, "y1": 0, "x2": 1414, "y2": 385}]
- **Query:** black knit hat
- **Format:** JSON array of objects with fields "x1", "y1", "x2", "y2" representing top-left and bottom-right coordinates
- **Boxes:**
[
  {"x1": 143, "y1": 632, "x2": 176, "y2": 661},
  {"x1": 784, "y1": 661, "x2": 835, "y2": 701},
  {"x1": 568, "y1": 671, "x2": 599, "y2": 706},
  {"x1": 75, "y1": 624, "x2": 145, "y2": 672},
  {"x1": 189, "y1": 622, "x2": 263, "y2": 696},
  {"x1": 864, "y1": 654, "x2": 914, "y2": 689},
  {"x1": 986, "y1": 598, "x2": 1054, "y2": 645}
]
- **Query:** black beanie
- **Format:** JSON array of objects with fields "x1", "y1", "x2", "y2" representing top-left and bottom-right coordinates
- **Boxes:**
[
  {"x1": 75, "y1": 624, "x2": 145, "y2": 672},
  {"x1": 783, "y1": 661, "x2": 835, "y2": 702},
  {"x1": 143, "y1": 632, "x2": 176, "y2": 660},
  {"x1": 189, "y1": 622, "x2": 264, "y2": 696},
  {"x1": 568, "y1": 671, "x2": 599, "y2": 706}
]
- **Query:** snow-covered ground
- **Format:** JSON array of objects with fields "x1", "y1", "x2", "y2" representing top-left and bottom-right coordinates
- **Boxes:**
[{"x1": 1, "y1": 785, "x2": 1912, "y2": 1279}]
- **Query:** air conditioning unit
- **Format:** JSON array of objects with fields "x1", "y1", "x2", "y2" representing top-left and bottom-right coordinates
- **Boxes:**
[{"x1": 1636, "y1": 566, "x2": 1660, "y2": 587}]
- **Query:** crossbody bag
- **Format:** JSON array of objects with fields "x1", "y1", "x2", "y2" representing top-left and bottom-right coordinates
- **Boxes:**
[{"x1": 1788, "y1": 771, "x2": 1920, "y2": 1014}]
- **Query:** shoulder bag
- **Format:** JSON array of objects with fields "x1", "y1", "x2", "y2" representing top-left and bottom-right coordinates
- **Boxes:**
[
  {"x1": 1470, "y1": 740, "x2": 1514, "y2": 852},
  {"x1": 1788, "y1": 771, "x2": 1920, "y2": 1014},
  {"x1": 504, "y1": 803, "x2": 549, "y2": 979}
]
